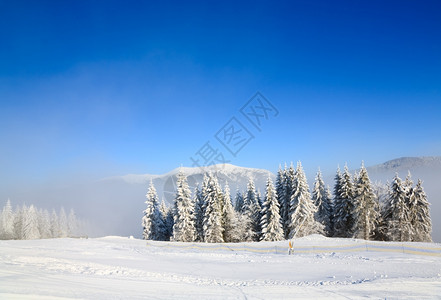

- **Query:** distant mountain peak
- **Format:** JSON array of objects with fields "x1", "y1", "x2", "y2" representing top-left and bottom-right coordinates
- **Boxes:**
[
  {"x1": 102, "y1": 163, "x2": 274, "y2": 204},
  {"x1": 104, "y1": 163, "x2": 273, "y2": 185},
  {"x1": 367, "y1": 156, "x2": 441, "y2": 173}
]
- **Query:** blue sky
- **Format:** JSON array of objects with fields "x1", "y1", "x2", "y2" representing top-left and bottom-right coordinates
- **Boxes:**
[{"x1": 1, "y1": 0, "x2": 441, "y2": 188}]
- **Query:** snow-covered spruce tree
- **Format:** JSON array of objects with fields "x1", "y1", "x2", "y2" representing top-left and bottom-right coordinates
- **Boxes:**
[
  {"x1": 50, "y1": 209, "x2": 61, "y2": 238},
  {"x1": 241, "y1": 182, "x2": 253, "y2": 241},
  {"x1": 38, "y1": 209, "x2": 52, "y2": 239},
  {"x1": 202, "y1": 172, "x2": 224, "y2": 243},
  {"x1": 288, "y1": 162, "x2": 323, "y2": 239},
  {"x1": 1, "y1": 199, "x2": 14, "y2": 239},
  {"x1": 325, "y1": 185, "x2": 334, "y2": 236},
  {"x1": 283, "y1": 163, "x2": 296, "y2": 238},
  {"x1": 142, "y1": 180, "x2": 165, "y2": 240},
  {"x1": 275, "y1": 166, "x2": 287, "y2": 236},
  {"x1": 352, "y1": 163, "x2": 379, "y2": 240},
  {"x1": 383, "y1": 174, "x2": 411, "y2": 241},
  {"x1": 257, "y1": 189, "x2": 263, "y2": 210},
  {"x1": 59, "y1": 208, "x2": 69, "y2": 238},
  {"x1": 172, "y1": 171, "x2": 196, "y2": 242},
  {"x1": 222, "y1": 182, "x2": 239, "y2": 242},
  {"x1": 159, "y1": 199, "x2": 172, "y2": 241},
  {"x1": 13, "y1": 205, "x2": 26, "y2": 240},
  {"x1": 410, "y1": 179, "x2": 432, "y2": 242},
  {"x1": 403, "y1": 172, "x2": 416, "y2": 240},
  {"x1": 256, "y1": 189, "x2": 264, "y2": 241},
  {"x1": 332, "y1": 166, "x2": 342, "y2": 235},
  {"x1": 261, "y1": 177, "x2": 284, "y2": 241},
  {"x1": 193, "y1": 185, "x2": 205, "y2": 242},
  {"x1": 260, "y1": 190, "x2": 268, "y2": 239},
  {"x1": 401, "y1": 171, "x2": 430, "y2": 242},
  {"x1": 67, "y1": 209, "x2": 79, "y2": 237},
  {"x1": 352, "y1": 170, "x2": 359, "y2": 188},
  {"x1": 242, "y1": 178, "x2": 262, "y2": 242},
  {"x1": 22, "y1": 205, "x2": 41, "y2": 240},
  {"x1": 165, "y1": 205, "x2": 175, "y2": 241},
  {"x1": 333, "y1": 165, "x2": 355, "y2": 238},
  {"x1": 373, "y1": 181, "x2": 390, "y2": 241},
  {"x1": 403, "y1": 171, "x2": 414, "y2": 201},
  {"x1": 234, "y1": 189, "x2": 244, "y2": 213},
  {"x1": 312, "y1": 169, "x2": 333, "y2": 236}
]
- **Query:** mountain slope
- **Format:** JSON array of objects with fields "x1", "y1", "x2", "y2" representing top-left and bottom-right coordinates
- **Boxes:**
[{"x1": 367, "y1": 156, "x2": 441, "y2": 175}]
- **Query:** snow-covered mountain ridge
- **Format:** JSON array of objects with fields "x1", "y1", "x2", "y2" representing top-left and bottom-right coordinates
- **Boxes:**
[
  {"x1": 103, "y1": 163, "x2": 274, "y2": 204},
  {"x1": 104, "y1": 163, "x2": 274, "y2": 185},
  {"x1": 367, "y1": 156, "x2": 441, "y2": 174}
]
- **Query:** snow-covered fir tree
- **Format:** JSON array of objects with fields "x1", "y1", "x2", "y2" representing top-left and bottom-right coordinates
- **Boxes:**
[
  {"x1": 142, "y1": 180, "x2": 165, "y2": 240},
  {"x1": 373, "y1": 181, "x2": 389, "y2": 241},
  {"x1": 287, "y1": 162, "x2": 323, "y2": 238},
  {"x1": 283, "y1": 163, "x2": 296, "y2": 238},
  {"x1": 275, "y1": 166, "x2": 287, "y2": 236},
  {"x1": 22, "y1": 205, "x2": 40, "y2": 240},
  {"x1": 58, "y1": 208, "x2": 69, "y2": 238},
  {"x1": 332, "y1": 166, "x2": 342, "y2": 235},
  {"x1": 261, "y1": 177, "x2": 284, "y2": 241},
  {"x1": 383, "y1": 174, "x2": 411, "y2": 241},
  {"x1": 202, "y1": 173, "x2": 224, "y2": 243},
  {"x1": 333, "y1": 165, "x2": 355, "y2": 238},
  {"x1": 353, "y1": 170, "x2": 360, "y2": 188},
  {"x1": 67, "y1": 209, "x2": 78, "y2": 237},
  {"x1": 38, "y1": 209, "x2": 52, "y2": 239},
  {"x1": 234, "y1": 189, "x2": 244, "y2": 213},
  {"x1": 256, "y1": 189, "x2": 263, "y2": 241},
  {"x1": 325, "y1": 185, "x2": 334, "y2": 236},
  {"x1": 13, "y1": 205, "x2": 25, "y2": 240},
  {"x1": 50, "y1": 209, "x2": 61, "y2": 238},
  {"x1": 159, "y1": 199, "x2": 172, "y2": 241},
  {"x1": 159, "y1": 199, "x2": 173, "y2": 241},
  {"x1": 222, "y1": 182, "x2": 239, "y2": 242},
  {"x1": 352, "y1": 163, "x2": 379, "y2": 240},
  {"x1": 1, "y1": 199, "x2": 14, "y2": 239},
  {"x1": 193, "y1": 185, "x2": 205, "y2": 242},
  {"x1": 256, "y1": 189, "x2": 263, "y2": 211},
  {"x1": 312, "y1": 169, "x2": 333, "y2": 236},
  {"x1": 409, "y1": 179, "x2": 432, "y2": 242},
  {"x1": 172, "y1": 171, "x2": 196, "y2": 242},
  {"x1": 1, "y1": 200, "x2": 85, "y2": 240},
  {"x1": 242, "y1": 178, "x2": 262, "y2": 241},
  {"x1": 403, "y1": 171, "x2": 414, "y2": 200}
]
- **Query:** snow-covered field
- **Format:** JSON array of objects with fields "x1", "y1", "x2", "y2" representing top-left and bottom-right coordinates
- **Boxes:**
[{"x1": 1, "y1": 236, "x2": 440, "y2": 299}]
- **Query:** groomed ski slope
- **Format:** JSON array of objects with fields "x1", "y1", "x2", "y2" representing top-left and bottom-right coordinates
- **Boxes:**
[{"x1": 1, "y1": 235, "x2": 440, "y2": 299}]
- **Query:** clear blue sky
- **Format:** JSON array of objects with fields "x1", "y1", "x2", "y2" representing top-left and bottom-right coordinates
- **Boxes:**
[{"x1": 1, "y1": 0, "x2": 440, "y2": 187}]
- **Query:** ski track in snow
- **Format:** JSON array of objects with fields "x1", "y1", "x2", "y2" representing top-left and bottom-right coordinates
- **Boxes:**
[{"x1": 1, "y1": 236, "x2": 441, "y2": 299}]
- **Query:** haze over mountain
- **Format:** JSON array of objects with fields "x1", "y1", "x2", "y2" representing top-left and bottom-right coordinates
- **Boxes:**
[
  {"x1": 103, "y1": 163, "x2": 274, "y2": 204},
  {"x1": 1, "y1": 157, "x2": 440, "y2": 241}
]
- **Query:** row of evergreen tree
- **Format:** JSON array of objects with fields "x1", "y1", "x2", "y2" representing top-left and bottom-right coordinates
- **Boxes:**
[
  {"x1": 142, "y1": 162, "x2": 432, "y2": 243},
  {"x1": 0, "y1": 199, "x2": 85, "y2": 240},
  {"x1": 304, "y1": 164, "x2": 431, "y2": 242}
]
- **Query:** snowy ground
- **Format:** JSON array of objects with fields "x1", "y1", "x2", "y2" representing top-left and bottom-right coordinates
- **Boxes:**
[{"x1": 1, "y1": 236, "x2": 440, "y2": 299}]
